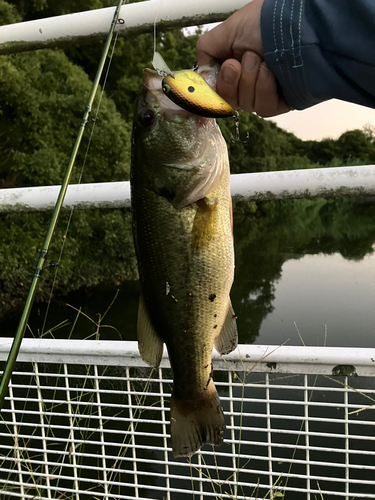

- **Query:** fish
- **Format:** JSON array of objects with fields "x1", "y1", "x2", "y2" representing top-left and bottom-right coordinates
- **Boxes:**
[{"x1": 130, "y1": 65, "x2": 238, "y2": 457}]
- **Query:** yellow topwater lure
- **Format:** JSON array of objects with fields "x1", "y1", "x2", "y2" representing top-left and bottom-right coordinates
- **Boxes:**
[{"x1": 152, "y1": 52, "x2": 234, "y2": 119}]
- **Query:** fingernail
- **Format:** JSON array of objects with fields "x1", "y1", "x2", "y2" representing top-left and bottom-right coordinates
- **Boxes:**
[
  {"x1": 243, "y1": 51, "x2": 259, "y2": 72},
  {"x1": 222, "y1": 65, "x2": 237, "y2": 84},
  {"x1": 258, "y1": 64, "x2": 270, "y2": 80}
]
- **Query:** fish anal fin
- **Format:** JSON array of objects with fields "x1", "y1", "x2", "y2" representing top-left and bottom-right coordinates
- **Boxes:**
[
  {"x1": 137, "y1": 293, "x2": 163, "y2": 368},
  {"x1": 214, "y1": 300, "x2": 238, "y2": 355},
  {"x1": 191, "y1": 197, "x2": 218, "y2": 252},
  {"x1": 170, "y1": 382, "x2": 225, "y2": 457}
]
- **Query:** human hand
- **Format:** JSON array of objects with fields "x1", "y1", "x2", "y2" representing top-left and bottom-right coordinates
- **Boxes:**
[{"x1": 196, "y1": 0, "x2": 290, "y2": 118}]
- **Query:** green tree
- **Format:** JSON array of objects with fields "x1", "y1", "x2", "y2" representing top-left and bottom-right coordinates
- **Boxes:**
[
  {"x1": 0, "y1": 1, "x2": 136, "y2": 318},
  {"x1": 336, "y1": 130, "x2": 375, "y2": 164}
]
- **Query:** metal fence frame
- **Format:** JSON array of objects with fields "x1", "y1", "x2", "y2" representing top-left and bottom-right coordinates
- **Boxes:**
[{"x1": 1, "y1": 340, "x2": 375, "y2": 499}]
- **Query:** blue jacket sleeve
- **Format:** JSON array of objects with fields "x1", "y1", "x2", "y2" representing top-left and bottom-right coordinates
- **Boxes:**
[{"x1": 261, "y1": 0, "x2": 375, "y2": 110}]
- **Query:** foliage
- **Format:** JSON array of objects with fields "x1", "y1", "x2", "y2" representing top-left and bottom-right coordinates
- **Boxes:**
[
  {"x1": 1, "y1": 0, "x2": 375, "y2": 320},
  {"x1": 0, "y1": 1, "x2": 135, "y2": 317},
  {"x1": 299, "y1": 128, "x2": 375, "y2": 166}
]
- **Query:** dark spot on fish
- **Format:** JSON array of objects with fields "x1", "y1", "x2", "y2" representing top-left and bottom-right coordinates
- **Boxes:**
[
  {"x1": 213, "y1": 314, "x2": 217, "y2": 318},
  {"x1": 204, "y1": 364, "x2": 209, "y2": 369},
  {"x1": 188, "y1": 86, "x2": 195, "y2": 93},
  {"x1": 209, "y1": 294, "x2": 216, "y2": 302},
  {"x1": 213, "y1": 325, "x2": 218, "y2": 329},
  {"x1": 246, "y1": 354, "x2": 250, "y2": 359}
]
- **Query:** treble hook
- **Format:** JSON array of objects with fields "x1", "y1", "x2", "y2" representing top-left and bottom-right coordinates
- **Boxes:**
[{"x1": 231, "y1": 111, "x2": 249, "y2": 144}]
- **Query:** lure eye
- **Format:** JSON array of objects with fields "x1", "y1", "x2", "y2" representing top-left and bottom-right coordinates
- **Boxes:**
[
  {"x1": 162, "y1": 83, "x2": 171, "y2": 95},
  {"x1": 138, "y1": 109, "x2": 155, "y2": 128}
]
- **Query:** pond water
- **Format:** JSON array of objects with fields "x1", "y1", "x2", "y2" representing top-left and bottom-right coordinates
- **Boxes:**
[
  {"x1": 258, "y1": 252, "x2": 375, "y2": 348},
  {"x1": 2, "y1": 197, "x2": 375, "y2": 349}
]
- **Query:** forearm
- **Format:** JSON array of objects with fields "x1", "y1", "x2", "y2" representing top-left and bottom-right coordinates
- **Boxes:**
[{"x1": 261, "y1": 0, "x2": 375, "y2": 109}]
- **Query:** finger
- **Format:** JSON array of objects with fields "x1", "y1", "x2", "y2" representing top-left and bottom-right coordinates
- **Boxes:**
[
  {"x1": 196, "y1": 22, "x2": 235, "y2": 66},
  {"x1": 254, "y1": 63, "x2": 291, "y2": 117},
  {"x1": 238, "y1": 51, "x2": 262, "y2": 113},
  {"x1": 216, "y1": 59, "x2": 242, "y2": 109}
]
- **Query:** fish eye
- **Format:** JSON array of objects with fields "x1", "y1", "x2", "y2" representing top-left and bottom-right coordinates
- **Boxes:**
[{"x1": 138, "y1": 109, "x2": 155, "y2": 127}]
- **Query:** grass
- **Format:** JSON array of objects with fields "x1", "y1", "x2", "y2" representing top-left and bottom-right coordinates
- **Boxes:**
[{"x1": 0, "y1": 305, "x2": 374, "y2": 499}]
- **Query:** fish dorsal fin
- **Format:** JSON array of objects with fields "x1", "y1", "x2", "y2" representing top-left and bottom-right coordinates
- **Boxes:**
[
  {"x1": 214, "y1": 300, "x2": 238, "y2": 355},
  {"x1": 137, "y1": 293, "x2": 164, "y2": 367}
]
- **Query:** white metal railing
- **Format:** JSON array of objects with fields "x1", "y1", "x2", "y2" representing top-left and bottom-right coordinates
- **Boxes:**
[
  {"x1": 0, "y1": 0, "x2": 248, "y2": 55},
  {"x1": 1, "y1": 339, "x2": 375, "y2": 499},
  {"x1": 1, "y1": 165, "x2": 375, "y2": 212}
]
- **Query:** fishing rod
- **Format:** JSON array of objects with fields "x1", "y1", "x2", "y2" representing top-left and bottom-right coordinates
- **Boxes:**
[{"x1": 0, "y1": 0, "x2": 124, "y2": 409}]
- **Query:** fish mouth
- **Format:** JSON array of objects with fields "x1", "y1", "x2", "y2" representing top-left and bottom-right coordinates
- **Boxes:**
[
  {"x1": 143, "y1": 68, "x2": 164, "y2": 91},
  {"x1": 142, "y1": 68, "x2": 190, "y2": 117}
]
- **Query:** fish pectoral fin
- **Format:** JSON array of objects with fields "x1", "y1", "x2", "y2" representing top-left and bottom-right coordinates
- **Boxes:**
[
  {"x1": 214, "y1": 300, "x2": 238, "y2": 355},
  {"x1": 191, "y1": 197, "x2": 218, "y2": 252},
  {"x1": 137, "y1": 293, "x2": 164, "y2": 368}
]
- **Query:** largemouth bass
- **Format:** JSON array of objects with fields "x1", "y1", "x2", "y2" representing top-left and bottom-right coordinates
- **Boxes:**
[{"x1": 130, "y1": 67, "x2": 237, "y2": 457}]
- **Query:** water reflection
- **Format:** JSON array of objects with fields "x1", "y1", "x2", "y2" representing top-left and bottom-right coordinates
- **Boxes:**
[
  {"x1": 1, "y1": 197, "x2": 375, "y2": 348},
  {"x1": 258, "y1": 253, "x2": 375, "y2": 348},
  {"x1": 231, "y1": 197, "x2": 375, "y2": 347}
]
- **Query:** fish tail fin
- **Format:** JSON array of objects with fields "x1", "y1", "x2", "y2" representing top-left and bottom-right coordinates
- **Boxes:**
[{"x1": 170, "y1": 383, "x2": 225, "y2": 457}]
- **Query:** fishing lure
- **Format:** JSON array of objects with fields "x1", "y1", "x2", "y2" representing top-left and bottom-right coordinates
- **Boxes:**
[
  {"x1": 152, "y1": 52, "x2": 247, "y2": 141},
  {"x1": 152, "y1": 51, "x2": 234, "y2": 119},
  {"x1": 162, "y1": 70, "x2": 234, "y2": 119}
]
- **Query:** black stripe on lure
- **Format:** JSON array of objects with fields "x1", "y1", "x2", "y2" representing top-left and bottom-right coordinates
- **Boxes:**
[{"x1": 162, "y1": 70, "x2": 235, "y2": 119}]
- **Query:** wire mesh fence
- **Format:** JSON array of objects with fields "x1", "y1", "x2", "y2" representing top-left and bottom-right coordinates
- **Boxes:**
[{"x1": 0, "y1": 339, "x2": 375, "y2": 500}]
